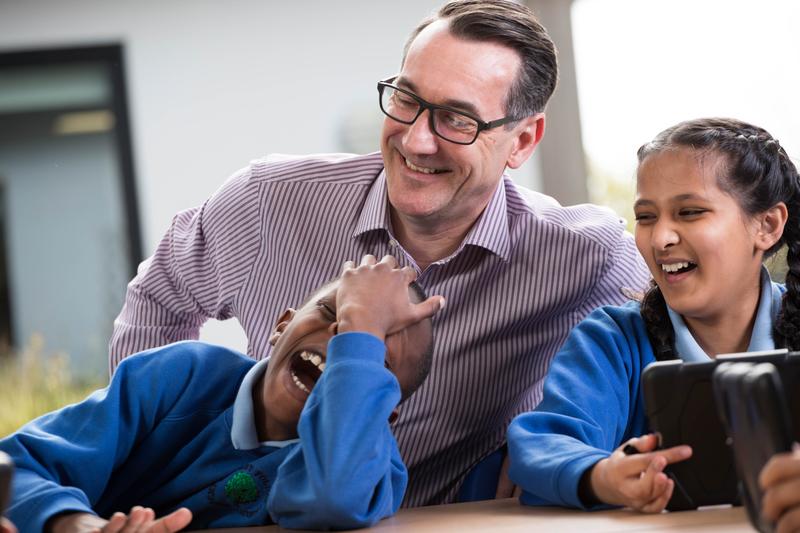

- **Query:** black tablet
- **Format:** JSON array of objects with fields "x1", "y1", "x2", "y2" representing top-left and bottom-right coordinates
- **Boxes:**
[
  {"x1": 641, "y1": 350, "x2": 800, "y2": 511},
  {"x1": 713, "y1": 362, "x2": 794, "y2": 533}
]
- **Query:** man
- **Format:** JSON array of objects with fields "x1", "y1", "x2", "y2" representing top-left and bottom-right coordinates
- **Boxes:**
[{"x1": 111, "y1": 0, "x2": 650, "y2": 506}]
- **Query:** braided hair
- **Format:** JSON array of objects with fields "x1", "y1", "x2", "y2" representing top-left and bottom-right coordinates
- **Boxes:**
[{"x1": 635, "y1": 118, "x2": 800, "y2": 359}]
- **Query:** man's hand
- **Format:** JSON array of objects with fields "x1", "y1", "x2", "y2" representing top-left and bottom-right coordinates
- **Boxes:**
[
  {"x1": 336, "y1": 255, "x2": 444, "y2": 340},
  {"x1": 589, "y1": 434, "x2": 691, "y2": 513},
  {"x1": 761, "y1": 445, "x2": 800, "y2": 533},
  {"x1": 48, "y1": 507, "x2": 192, "y2": 533}
]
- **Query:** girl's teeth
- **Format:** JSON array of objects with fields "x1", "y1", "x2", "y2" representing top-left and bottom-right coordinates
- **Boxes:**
[{"x1": 662, "y1": 261, "x2": 690, "y2": 273}]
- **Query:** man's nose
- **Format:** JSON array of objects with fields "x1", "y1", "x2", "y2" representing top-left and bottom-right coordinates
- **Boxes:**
[{"x1": 402, "y1": 110, "x2": 439, "y2": 154}]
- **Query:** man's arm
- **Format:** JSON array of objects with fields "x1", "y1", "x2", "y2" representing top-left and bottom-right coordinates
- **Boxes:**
[
  {"x1": 109, "y1": 166, "x2": 261, "y2": 372},
  {"x1": 581, "y1": 230, "x2": 651, "y2": 314}
]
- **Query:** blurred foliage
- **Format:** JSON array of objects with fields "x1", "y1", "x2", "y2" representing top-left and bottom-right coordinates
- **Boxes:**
[
  {"x1": 586, "y1": 159, "x2": 789, "y2": 283},
  {"x1": 0, "y1": 333, "x2": 105, "y2": 438},
  {"x1": 586, "y1": 159, "x2": 636, "y2": 233}
]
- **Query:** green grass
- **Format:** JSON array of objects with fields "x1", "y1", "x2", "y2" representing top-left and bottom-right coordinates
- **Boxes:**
[{"x1": 0, "y1": 334, "x2": 105, "y2": 438}]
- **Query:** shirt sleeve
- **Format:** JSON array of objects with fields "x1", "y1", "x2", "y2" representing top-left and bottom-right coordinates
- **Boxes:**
[
  {"x1": 507, "y1": 306, "x2": 650, "y2": 509},
  {"x1": 581, "y1": 229, "x2": 651, "y2": 316},
  {"x1": 109, "y1": 166, "x2": 262, "y2": 373},
  {"x1": 267, "y1": 332, "x2": 407, "y2": 529}
]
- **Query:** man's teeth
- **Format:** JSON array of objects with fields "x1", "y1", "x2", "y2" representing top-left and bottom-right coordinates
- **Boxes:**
[
  {"x1": 405, "y1": 158, "x2": 440, "y2": 175},
  {"x1": 290, "y1": 370, "x2": 310, "y2": 393},
  {"x1": 299, "y1": 351, "x2": 326, "y2": 371},
  {"x1": 662, "y1": 261, "x2": 691, "y2": 273}
]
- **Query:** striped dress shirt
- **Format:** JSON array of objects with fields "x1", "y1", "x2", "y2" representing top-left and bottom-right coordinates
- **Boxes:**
[{"x1": 110, "y1": 151, "x2": 650, "y2": 506}]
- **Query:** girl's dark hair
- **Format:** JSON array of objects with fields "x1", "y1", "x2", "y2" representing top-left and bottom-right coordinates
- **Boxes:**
[{"x1": 636, "y1": 118, "x2": 800, "y2": 359}]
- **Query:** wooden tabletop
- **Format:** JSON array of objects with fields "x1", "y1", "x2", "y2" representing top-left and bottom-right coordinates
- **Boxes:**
[{"x1": 204, "y1": 498, "x2": 754, "y2": 532}]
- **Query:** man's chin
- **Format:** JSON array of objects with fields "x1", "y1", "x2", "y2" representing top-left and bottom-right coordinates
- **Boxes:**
[{"x1": 391, "y1": 201, "x2": 448, "y2": 222}]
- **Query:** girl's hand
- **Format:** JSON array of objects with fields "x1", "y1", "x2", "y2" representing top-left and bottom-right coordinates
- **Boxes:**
[
  {"x1": 760, "y1": 445, "x2": 800, "y2": 533},
  {"x1": 589, "y1": 434, "x2": 692, "y2": 513},
  {"x1": 0, "y1": 517, "x2": 17, "y2": 533},
  {"x1": 48, "y1": 507, "x2": 192, "y2": 533}
]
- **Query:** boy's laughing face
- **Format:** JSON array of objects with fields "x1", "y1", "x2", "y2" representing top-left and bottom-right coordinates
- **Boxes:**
[{"x1": 255, "y1": 280, "x2": 432, "y2": 442}]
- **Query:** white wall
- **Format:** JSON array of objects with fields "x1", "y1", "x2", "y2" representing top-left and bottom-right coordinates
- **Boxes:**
[{"x1": 0, "y1": 0, "x2": 545, "y2": 353}]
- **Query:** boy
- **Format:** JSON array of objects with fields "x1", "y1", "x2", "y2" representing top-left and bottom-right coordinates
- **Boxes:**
[{"x1": 1, "y1": 255, "x2": 443, "y2": 532}]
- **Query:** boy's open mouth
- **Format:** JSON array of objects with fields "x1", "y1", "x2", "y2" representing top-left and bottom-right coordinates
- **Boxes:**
[
  {"x1": 288, "y1": 350, "x2": 326, "y2": 395},
  {"x1": 661, "y1": 261, "x2": 697, "y2": 275}
]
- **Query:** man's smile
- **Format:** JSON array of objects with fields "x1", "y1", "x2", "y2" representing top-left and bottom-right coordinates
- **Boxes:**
[{"x1": 404, "y1": 157, "x2": 447, "y2": 175}]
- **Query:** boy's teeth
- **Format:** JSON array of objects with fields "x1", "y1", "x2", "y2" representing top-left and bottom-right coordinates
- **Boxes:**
[
  {"x1": 291, "y1": 369, "x2": 310, "y2": 393},
  {"x1": 662, "y1": 261, "x2": 690, "y2": 273},
  {"x1": 405, "y1": 158, "x2": 440, "y2": 174},
  {"x1": 299, "y1": 351, "x2": 326, "y2": 371}
]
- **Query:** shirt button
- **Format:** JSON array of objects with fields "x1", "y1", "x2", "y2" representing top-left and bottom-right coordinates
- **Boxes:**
[{"x1": 388, "y1": 239, "x2": 398, "y2": 248}]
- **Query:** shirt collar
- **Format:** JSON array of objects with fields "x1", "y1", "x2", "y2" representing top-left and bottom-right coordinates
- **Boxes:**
[
  {"x1": 353, "y1": 169, "x2": 511, "y2": 261},
  {"x1": 668, "y1": 266, "x2": 781, "y2": 362},
  {"x1": 353, "y1": 170, "x2": 391, "y2": 236},
  {"x1": 230, "y1": 358, "x2": 299, "y2": 450}
]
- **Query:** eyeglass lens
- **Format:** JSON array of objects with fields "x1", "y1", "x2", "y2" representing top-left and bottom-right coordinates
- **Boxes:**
[{"x1": 380, "y1": 85, "x2": 480, "y2": 144}]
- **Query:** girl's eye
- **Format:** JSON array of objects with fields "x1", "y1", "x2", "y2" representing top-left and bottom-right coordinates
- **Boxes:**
[
  {"x1": 634, "y1": 213, "x2": 655, "y2": 223},
  {"x1": 679, "y1": 209, "x2": 706, "y2": 217}
]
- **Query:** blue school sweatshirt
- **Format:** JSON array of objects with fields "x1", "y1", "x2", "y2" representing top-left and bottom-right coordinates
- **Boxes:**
[
  {"x1": 1, "y1": 333, "x2": 405, "y2": 531},
  {"x1": 508, "y1": 278, "x2": 784, "y2": 509}
]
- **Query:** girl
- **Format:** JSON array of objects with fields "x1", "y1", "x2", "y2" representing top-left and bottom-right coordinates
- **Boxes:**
[{"x1": 507, "y1": 118, "x2": 799, "y2": 514}]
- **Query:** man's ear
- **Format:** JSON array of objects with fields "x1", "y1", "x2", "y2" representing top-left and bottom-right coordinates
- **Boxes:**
[
  {"x1": 268, "y1": 308, "x2": 296, "y2": 346},
  {"x1": 755, "y1": 202, "x2": 788, "y2": 252},
  {"x1": 506, "y1": 114, "x2": 545, "y2": 170}
]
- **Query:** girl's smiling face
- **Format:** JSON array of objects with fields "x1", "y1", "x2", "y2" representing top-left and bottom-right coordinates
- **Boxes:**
[{"x1": 633, "y1": 148, "x2": 766, "y2": 324}]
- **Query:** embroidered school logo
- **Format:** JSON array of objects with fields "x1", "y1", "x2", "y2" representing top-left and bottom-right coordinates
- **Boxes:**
[
  {"x1": 225, "y1": 471, "x2": 259, "y2": 504},
  {"x1": 207, "y1": 465, "x2": 271, "y2": 518}
]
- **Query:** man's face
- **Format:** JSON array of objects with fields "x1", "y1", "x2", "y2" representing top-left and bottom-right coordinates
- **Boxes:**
[
  {"x1": 259, "y1": 281, "x2": 432, "y2": 440},
  {"x1": 380, "y1": 19, "x2": 541, "y2": 228}
]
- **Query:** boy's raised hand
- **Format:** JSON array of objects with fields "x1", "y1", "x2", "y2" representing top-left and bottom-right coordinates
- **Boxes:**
[
  {"x1": 336, "y1": 255, "x2": 444, "y2": 340},
  {"x1": 589, "y1": 434, "x2": 692, "y2": 513},
  {"x1": 48, "y1": 507, "x2": 191, "y2": 533}
]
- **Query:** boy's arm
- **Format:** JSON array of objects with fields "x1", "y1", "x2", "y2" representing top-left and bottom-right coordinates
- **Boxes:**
[
  {"x1": 47, "y1": 506, "x2": 191, "y2": 533},
  {"x1": 0, "y1": 346, "x2": 202, "y2": 532},
  {"x1": 267, "y1": 333, "x2": 404, "y2": 529},
  {"x1": 1, "y1": 388, "x2": 132, "y2": 532}
]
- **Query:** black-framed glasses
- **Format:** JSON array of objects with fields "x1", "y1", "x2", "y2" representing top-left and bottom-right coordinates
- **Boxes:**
[{"x1": 377, "y1": 76, "x2": 519, "y2": 145}]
